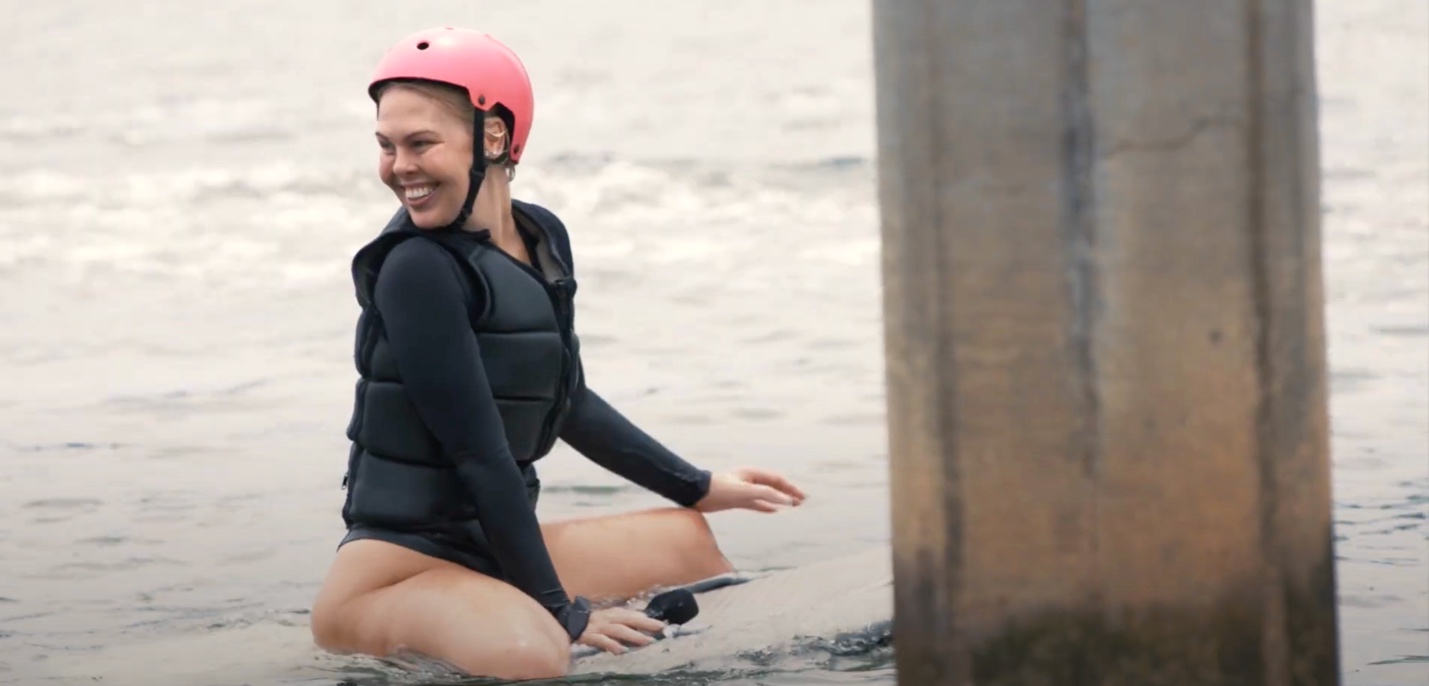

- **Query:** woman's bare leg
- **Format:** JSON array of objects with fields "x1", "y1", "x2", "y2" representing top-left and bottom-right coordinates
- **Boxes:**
[
  {"x1": 309, "y1": 508, "x2": 731, "y2": 676},
  {"x1": 541, "y1": 507, "x2": 735, "y2": 603},
  {"x1": 310, "y1": 539, "x2": 572, "y2": 681}
]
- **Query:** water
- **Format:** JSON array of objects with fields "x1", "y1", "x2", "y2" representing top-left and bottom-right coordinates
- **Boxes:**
[{"x1": 0, "y1": 1, "x2": 1424, "y2": 684}]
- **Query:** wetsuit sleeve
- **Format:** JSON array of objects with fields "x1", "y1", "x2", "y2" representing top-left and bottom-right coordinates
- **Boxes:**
[
  {"x1": 559, "y1": 378, "x2": 713, "y2": 508},
  {"x1": 373, "y1": 238, "x2": 572, "y2": 617}
]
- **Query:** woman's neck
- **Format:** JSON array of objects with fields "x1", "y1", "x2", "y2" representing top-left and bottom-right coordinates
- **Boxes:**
[{"x1": 463, "y1": 168, "x2": 516, "y2": 243}]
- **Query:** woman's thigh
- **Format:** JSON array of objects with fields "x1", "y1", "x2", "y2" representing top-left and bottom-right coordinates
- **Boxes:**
[
  {"x1": 311, "y1": 538, "x2": 572, "y2": 681},
  {"x1": 541, "y1": 507, "x2": 736, "y2": 603}
]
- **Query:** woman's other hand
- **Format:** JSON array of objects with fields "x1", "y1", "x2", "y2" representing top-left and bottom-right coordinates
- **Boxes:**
[
  {"x1": 694, "y1": 467, "x2": 806, "y2": 514},
  {"x1": 576, "y1": 607, "x2": 666, "y2": 655}
]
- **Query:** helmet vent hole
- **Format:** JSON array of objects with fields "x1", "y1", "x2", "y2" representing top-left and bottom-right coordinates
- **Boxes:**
[
  {"x1": 416, "y1": 41, "x2": 430, "y2": 50},
  {"x1": 477, "y1": 95, "x2": 487, "y2": 106}
]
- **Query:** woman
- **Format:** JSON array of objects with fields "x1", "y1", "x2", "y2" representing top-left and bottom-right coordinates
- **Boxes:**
[{"x1": 309, "y1": 26, "x2": 807, "y2": 681}]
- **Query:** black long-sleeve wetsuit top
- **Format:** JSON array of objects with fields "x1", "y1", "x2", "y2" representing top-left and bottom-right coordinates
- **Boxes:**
[{"x1": 371, "y1": 223, "x2": 712, "y2": 617}]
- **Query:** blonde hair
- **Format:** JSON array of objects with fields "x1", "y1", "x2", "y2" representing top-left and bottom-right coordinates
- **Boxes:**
[{"x1": 375, "y1": 80, "x2": 516, "y2": 180}]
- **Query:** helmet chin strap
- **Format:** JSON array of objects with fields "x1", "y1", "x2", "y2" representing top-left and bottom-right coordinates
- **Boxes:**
[{"x1": 442, "y1": 130, "x2": 489, "y2": 233}]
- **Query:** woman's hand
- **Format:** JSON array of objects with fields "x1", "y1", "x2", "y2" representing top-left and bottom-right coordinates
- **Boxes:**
[
  {"x1": 576, "y1": 607, "x2": 666, "y2": 655},
  {"x1": 694, "y1": 467, "x2": 807, "y2": 514}
]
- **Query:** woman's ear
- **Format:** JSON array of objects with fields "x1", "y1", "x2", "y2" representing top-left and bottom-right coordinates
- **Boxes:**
[{"x1": 483, "y1": 115, "x2": 509, "y2": 160}]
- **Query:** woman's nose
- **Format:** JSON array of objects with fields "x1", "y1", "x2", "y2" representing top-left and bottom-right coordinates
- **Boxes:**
[{"x1": 392, "y1": 148, "x2": 418, "y2": 175}]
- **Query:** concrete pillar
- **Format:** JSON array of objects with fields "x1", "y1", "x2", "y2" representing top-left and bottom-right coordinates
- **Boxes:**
[{"x1": 871, "y1": 1, "x2": 1339, "y2": 684}]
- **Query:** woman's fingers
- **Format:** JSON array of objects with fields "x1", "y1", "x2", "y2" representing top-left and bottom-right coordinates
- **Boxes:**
[
  {"x1": 780, "y1": 477, "x2": 808, "y2": 503},
  {"x1": 755, "y1": 484, "x2": 796, "y2": 506},
  {"x1": 581, "y1": 633, "x2": 626, "y2": 655},
  {"x1": 739, "y1": 468, "x2": 807, "y2": 503},
  {"x1": 748, "y1": 499, "x2": 782, "y2": 513},
  {"x1": 610, "y1": 608, "x2": 666, "y2": 634},
  {"x1": 603, "y1": 622, "x2": 658, "y2": 647}
]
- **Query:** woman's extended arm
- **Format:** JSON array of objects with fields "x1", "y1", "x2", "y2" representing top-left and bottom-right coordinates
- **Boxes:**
[{"x1": 558, "y1": 379, "x2": 712, "y2": 507}]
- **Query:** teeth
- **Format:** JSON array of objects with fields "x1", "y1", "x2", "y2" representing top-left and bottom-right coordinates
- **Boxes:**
[{"x1": 405, "y1": 185, "x2": 434, "y2": 200}]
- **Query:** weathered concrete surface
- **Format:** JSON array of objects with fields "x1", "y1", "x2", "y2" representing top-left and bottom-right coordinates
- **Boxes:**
[
  {"x1": 571, "y1": 546, "x2": 893, "y2": 676},
  {"x1": 871, "y1": 0, "x2": 1339, "y2": 684}
]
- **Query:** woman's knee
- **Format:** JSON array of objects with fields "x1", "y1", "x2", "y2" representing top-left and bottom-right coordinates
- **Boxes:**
[
  {"x1": 309, "y1": 539, "x2": 432, "y2": 653},
  {"x1": 310, "y1": 586, "x2": 386, "y2": 655},
  {"x1": 661, "y1": 508, "x2": 732, "y2": 569},
  {"x1": 674, "y1": 507, "x2": 719, "y2": 543},
  {"x1": 501, "y1": 601, "x2": 574, "y2": 678},
  {"x1": 431, "y1": 606, "x2": 571, "y2": 680},
  {"x1": 309, "y1": 596, "x2": 349, "y2": 652}
]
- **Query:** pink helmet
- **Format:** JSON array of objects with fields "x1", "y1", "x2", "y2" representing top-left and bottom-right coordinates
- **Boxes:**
[{"x1": 369, "y1": 27, "x2": 535, "y2": 163}]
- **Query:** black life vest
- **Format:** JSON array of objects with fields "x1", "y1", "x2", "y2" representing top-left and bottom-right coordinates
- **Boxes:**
[{"x1": 340, "y1": 201, "x2": 583, "y2": 531}]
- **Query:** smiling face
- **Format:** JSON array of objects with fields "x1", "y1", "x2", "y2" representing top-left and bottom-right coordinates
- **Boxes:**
[{"x1": 374, "y1": 83, "x2": 477, "y2": 229}]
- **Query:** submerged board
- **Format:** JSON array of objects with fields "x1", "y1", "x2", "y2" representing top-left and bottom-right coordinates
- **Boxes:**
[{"x1": 571, "y1": 545, "x2": 893, "y2": 676}]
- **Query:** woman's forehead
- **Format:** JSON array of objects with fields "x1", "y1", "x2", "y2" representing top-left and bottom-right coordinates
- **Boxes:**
[{"x1": 377, "y1": 89, "x2": 469, "y2": 133}]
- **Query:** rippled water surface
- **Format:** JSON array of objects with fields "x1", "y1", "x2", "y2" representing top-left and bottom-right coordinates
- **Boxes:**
[{"x1": 1, "y1": 1, "x2": 1425, "y2": 685}]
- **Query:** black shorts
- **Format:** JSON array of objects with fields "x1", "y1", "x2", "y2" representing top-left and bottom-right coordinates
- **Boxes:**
[{"x1": 338, "y1": 465, "x2": 541, "y2": 581}]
